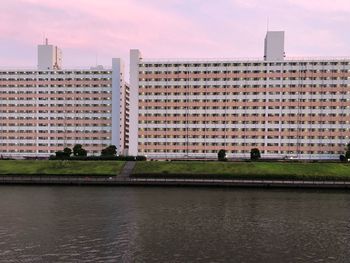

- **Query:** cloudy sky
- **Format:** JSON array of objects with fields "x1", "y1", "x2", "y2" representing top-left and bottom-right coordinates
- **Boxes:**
[{"x1": 1, "y1": 0, "x2": 350, "y2": 70}]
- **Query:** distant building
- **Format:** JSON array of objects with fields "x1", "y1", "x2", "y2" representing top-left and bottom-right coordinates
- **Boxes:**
[
  {"x1": 0, "y1": 43, "x2": 129, "y2": 158},
  {"x1": 130, "y1": 31, "x2": 350, "y2": 160}
]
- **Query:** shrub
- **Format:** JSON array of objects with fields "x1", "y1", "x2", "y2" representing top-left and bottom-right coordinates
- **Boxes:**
[
  {"x1": 218, "y1": 149, "x2": 227, "y2": 161},
  {"x1": 73, "y1": 144, "x2": 87, "y2": 157},
  {"x1": 50, "y1": 153, "x2": 143, "y2": 161},
  {"x1": 250, "y1": 148, "x2": 261, "y2": 161},
  {"x1": 63, "y1": 147, "x2": 72, "y2": 157},
  {"x1": 136, "y1": 155, "x2": 147, "y2": 161},
  {"x1": 340, "y1": 155, "x2": 347, "y2": 162},
  {"x1": 73, "y1": 144, "x2": 82, "y2": 156},
  {"x1": 101, "y1": 145, "x2": 117, "y2": 156},
  {"x1": 120, "y1": 155, "x2": 136, "y2": 161},
  {"x1": 55, "y1": 151, "x2": 68, "y2": 160}
]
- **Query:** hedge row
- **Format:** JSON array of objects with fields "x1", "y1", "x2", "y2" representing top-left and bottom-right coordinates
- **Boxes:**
[
  {"x1": 131, "y1": 172, "x2": 350, "y2": 181},
  {"x1": 49, "y1": 155, "x2": 146, "y2": 161}
]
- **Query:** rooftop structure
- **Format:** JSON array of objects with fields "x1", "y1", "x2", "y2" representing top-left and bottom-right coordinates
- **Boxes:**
[
  {"x1": 264, "y1": 31, "x2": 285, "y2": 61},
  {"x1": 37, "y1": 38, "x2": 62, "y2": 70}
]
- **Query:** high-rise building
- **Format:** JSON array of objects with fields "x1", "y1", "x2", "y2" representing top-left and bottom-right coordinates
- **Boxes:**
[
  {"x1": 130, "y1": 31, "x2": 350, "y2": 160},
  {"x1": 0, "y1": 43, "x2": 129, "y2": 158},
  {"x1": 3, "y1": 31, "x2": 350, "y2": 160}
]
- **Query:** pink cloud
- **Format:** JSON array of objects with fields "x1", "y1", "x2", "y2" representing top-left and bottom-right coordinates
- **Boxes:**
[
  {"x1": 0, "y1": 0, "x2": 225, "y2": 69},
  {"x1": 0, "y1": 0, "x2": 205, "y2": 50},
  {"x1": 2, "y1": 0, "x2": 350, "y2": 69}
]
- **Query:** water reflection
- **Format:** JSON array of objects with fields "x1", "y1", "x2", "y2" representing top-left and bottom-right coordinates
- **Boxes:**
[{"x1": 0, "y1": 186, "x2": 349, "y2": 262}]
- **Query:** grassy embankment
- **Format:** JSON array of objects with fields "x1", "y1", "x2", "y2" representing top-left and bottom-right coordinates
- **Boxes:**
[
  {"x1": 2, "y1": 160, "x2": 350, "y2": 181},
  {"x1": 0, "y1": 160, "x2": 125, "y2": 176},
  {"x1": 133, "y1": 161, "x2": 350, "y2": 181}
]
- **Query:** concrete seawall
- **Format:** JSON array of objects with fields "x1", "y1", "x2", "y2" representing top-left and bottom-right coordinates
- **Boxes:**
[{"x1": 1, "y1": 176, "x2": 350, "y2": 189}]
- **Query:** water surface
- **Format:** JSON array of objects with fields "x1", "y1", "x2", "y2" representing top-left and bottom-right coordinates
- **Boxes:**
[{"x1": 0, "y1": 186, "x2": 349, "y2": 262}]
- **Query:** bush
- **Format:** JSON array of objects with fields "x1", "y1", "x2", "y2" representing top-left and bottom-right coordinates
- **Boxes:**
[
  {"x1": 49, "y1": 148, "x2": 145, "y2": 161},
  {"x1": 340, "y1": 155, "x2": 347, "y2": 162},
  {"x1": 136, "y1": 155, "x2": 147, "y2": 161},
  {"x1": 101, "y1": 145, "x2": 117, "y2": 156},
  {"x1": 56, "y1": 155, "x2": 136, "y2": 161},
  {"x1": 73, "y1": 144, "x2": 87, "y2": 156},
  {"x1": 218, "y1": 149, "x2": 227, "y2": 161},
  {"x1": 55, "y1": 151, "x2": 69, "y2": 160},
  {"x1": 63, "y1": 147, "x2": 72, "y2": 157},
  {"x1": 77, "y1": 148, "x2": 87, "y2": 157},
  {"x1": 250, "y1": 148, "x2": 261, "y2": 161},
  {"x1": 120, "y1": 155, "x2": 136, "y2": 161}
]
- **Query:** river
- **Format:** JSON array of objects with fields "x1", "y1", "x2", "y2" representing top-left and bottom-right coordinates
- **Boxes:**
[{"x1": 0, "y1": 186, "x2": 349, "y2": 262}]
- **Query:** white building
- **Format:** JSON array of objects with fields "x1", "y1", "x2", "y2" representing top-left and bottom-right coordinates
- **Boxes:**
[
  {"x1": 129, "y1": 31, "x2": 350, "y2": 160},
  {"x1": 0, "y1": 43, "x2": 129, "y2": 158}
]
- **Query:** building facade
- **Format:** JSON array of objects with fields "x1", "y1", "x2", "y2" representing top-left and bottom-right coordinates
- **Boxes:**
[
  {"x1": 130, "y1": 31, "x2": 350, "y2": 159},
  {"x1": 0, "y1": 43, "x2": 129, "y2": 158}
]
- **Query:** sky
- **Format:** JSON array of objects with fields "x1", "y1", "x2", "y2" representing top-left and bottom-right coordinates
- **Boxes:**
[{"x1": 1, "y1": 0, "x2": 350, "y2": 71}]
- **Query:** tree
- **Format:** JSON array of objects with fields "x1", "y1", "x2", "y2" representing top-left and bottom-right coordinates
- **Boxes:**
[
  {"x1": 55, "y1": 151, "x2": 67, "y2": 160},
  {"x1": 101, "y1": 145, "x2": 117, "y2": 156},
  {"x1": 340, "y1": 155, "x2": 346, "y2": 162},
  {"x1": 63, "y1": 147, "x2": 72, "y2": 157},
  {"x1": 345, "y1": 143, "x2": 350, "y2": 160},
  {"x1": 73, "y1": 144, "x2": 87, "y2": 157},
  {"x1": 73, "y1": 144, "x2": 82, "y2": 156},
  {"x1": 250, "y1": 148, "x2": 261, "y2": 161},
  {"x1": 77, "y1": 148, "x2": 87, "y2": 157},
  {"x1": 54, "y1": 147, "x2": 72, "y2": 160},
  {"x1": 218, "y1": 149, "x2": 227, "y2": 161}
]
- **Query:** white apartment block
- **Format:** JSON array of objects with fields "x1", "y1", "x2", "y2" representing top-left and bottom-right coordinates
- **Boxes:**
[
  {"x1": 0, "y1": 43, "x2": 129, "y2": 158},
  {"x1": 129, "y1": 31, "x2": 350, "y2": 160}
]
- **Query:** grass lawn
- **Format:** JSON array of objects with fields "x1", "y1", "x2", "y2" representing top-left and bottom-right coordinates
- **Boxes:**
[
  {"x1": 0, "y1": 160, "x2": 125, "y2": 176},
  {"x1": 133, "y1": 161, "x2": 350, "y2": 181}
]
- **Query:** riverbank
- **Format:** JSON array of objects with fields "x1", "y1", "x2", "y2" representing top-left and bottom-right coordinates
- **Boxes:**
[
  {"x1": 2, "y1": 160, "x2": 350, "y2": 181},
  {"x1": 0, "y1": 160, "x2": 125, "y2": 176},
  {"x1": 2, "y1": 160, "x2": 350, "y2": 189},
  {"x1": 0, "y1": 176, "x2": 350, "y2": 189},
  {"x1": 133, "y1": 161, "x2": 350, "y2": 181}
]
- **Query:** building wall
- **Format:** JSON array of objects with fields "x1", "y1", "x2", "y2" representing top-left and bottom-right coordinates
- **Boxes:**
[
  {"x1": 38, "y1": 44, "x2": 62, "y2": 70},
  {"x1": 0, "y1": 67, "x2": 128, "y2": 158},
  {"x1": 111, "y1": 58, "x2": 130, "y2": 155},
  {"x1": 112, "y1": 58, "x2": 122, "y2": 151},
  {"x1": 123, "y1": 83, "x2": 130, "y2": 153},
  {"x1": 137, "y1": 59, "x2": 350, "y2": 159},
  {"x1": 264, "y1": 31, "x2": 285, "y2": 61},
  {"x1": 129, "y1": 49, "x2": 141, "y2": 156}
]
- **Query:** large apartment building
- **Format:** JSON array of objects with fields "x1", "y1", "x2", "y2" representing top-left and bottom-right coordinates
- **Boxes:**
[
  {"x1": 129, "y1": 31, "x2": 350, "y2": 160},
  {"x1": 0, "y1": 41, "x2": 129, "y2": 158}
]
